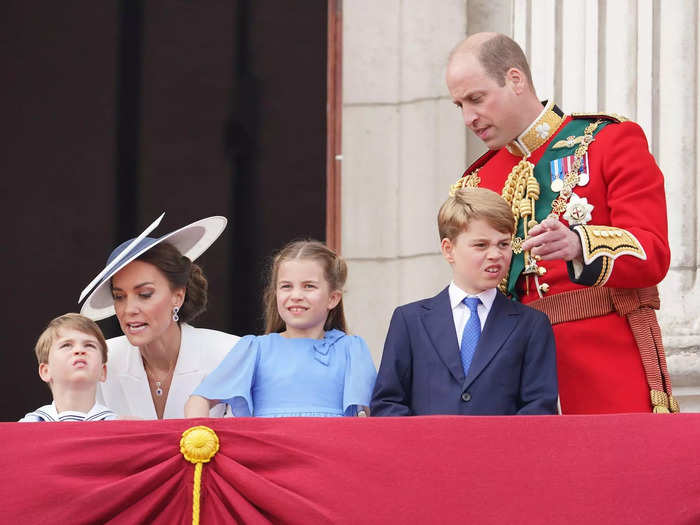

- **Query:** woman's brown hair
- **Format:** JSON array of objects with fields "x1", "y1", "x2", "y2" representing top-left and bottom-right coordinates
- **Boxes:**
[{"x1": 135, "y1": 242, "x2": 208, "y2": 324}]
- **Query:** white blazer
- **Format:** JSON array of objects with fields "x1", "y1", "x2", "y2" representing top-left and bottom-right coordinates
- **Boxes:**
[{"x1": 97, "y1": 323, "x2": 239, "y2": 419}]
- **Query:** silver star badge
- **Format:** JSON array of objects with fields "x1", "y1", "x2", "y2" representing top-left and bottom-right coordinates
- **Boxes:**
[{"x1": 563, "y1": 194, "x2": 594, "y2": 225}]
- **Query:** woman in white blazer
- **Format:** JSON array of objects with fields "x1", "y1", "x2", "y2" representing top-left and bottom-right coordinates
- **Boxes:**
[{"x1": 79, "y1": 215, "x2": 239, "y2": 419}]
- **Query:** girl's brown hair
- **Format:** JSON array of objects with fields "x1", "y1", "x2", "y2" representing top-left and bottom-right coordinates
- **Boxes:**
[{"x1": 263, "y1": 240, "x2": 348, "y2": 334}]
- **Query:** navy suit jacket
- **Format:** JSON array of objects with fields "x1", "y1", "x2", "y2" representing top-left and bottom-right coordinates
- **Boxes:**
[{"x1": 370, "y1": 287, "x2": 558, "y2": 416}]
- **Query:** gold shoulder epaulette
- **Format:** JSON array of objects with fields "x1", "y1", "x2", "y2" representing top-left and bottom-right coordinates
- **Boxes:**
[
  {"x1": 464, "y1": 149, "x2": 498, "y2": 174},
  {"x1": 448, "y1": 149, "x2": 498, "y2": 196},
  {"x1": 571, "y1": 112, "x2": 630, "y2": 123}
]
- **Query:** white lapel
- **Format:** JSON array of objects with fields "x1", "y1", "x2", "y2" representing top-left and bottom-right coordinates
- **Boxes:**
[
  {"x1": 163, "y1": 324, "x2": 202, "y2": 419},
  {"x1": 119, "y1": 341, "x2": 158, "y2": 419}
]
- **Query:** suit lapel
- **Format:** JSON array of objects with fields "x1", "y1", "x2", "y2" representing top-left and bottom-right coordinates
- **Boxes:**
[
  {"x1": 421, "y1": 287, "x2": 464, "y2": 384},
  {"x1": 463, "y1": 292, "x2": 519, "y2": 390}
]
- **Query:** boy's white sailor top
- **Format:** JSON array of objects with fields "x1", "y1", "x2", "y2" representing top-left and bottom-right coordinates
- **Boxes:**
[{"x1": 19, "y1": 402, "x2": 117, "y2": 422}]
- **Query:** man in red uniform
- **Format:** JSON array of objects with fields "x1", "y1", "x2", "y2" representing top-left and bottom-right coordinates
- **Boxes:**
[{"x1": 446, "y1": 32, "x2": 677, "y2": 414}]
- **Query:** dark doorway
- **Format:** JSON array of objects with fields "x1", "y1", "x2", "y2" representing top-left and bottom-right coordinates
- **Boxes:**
[{"x1": 0, "y1": 1, "x2": 328, "y2": 421}]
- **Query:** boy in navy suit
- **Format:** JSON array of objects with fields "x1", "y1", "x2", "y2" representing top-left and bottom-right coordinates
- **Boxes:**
[{"x1": 371, "y1": 188, "x2": 558, "y2": 415}]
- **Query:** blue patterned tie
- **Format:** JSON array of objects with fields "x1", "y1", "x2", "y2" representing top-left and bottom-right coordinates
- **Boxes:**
[{"x1": 460, "y1": 297, "x2": 482, "y2": 377}]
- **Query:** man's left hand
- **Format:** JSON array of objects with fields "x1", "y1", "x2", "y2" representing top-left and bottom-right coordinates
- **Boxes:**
[{"x1": 521, "y1": 217, "x2": 582, "y2": 261}]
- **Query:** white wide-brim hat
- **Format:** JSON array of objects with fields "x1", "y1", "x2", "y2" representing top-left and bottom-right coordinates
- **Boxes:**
[{"x1": 79, "y1": 214, "x2": 227, "y2": 321}]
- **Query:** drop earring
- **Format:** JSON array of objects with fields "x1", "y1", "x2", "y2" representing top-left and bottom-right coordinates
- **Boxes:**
[{"x1": 172, "y1": 306, "x2": 180, "y2": 322}]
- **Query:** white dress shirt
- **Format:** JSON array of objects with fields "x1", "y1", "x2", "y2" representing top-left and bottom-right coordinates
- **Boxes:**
[{"x1": 448, "y1": 282, "x2": 497, "y2": 347}]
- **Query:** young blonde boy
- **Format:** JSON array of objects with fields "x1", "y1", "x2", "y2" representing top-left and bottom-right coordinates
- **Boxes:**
[
  {"x1": 371, "y1": 188, "x2": 558, "y2": 415},
  {"x1": 20, "y1": 313, "x2": 117, "y2": 421}
]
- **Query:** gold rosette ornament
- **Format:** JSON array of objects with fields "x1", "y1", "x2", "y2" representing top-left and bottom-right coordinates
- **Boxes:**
[{"x1": 181, "y1": 426, "x2": 220, "y2": 525}]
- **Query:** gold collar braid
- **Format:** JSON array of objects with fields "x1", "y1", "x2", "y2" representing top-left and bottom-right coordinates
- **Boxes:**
[{"x1": 505, "y1": 101, "x2": 565, "y2": 157}]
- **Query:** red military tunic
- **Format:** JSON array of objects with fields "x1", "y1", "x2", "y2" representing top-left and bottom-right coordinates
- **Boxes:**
[{"x1": 455, "y1": 102, "x2": 671, "y2": 414}]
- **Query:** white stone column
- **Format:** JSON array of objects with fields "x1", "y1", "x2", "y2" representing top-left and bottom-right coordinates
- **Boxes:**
[
  {"x1": 342, "y1": 0, "x2": 466, "y2": 364},
  {"x1": 655, "y1": 0, "x2": 700, "y2": 411}
]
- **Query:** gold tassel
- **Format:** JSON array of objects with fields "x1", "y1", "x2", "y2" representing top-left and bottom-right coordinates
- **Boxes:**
[
  {"x1": 181, "y1": 426, "x2": 220, "y2": 525},
  {"x1": 650, "y1": 389, "x2": 672, "y2": 414}
]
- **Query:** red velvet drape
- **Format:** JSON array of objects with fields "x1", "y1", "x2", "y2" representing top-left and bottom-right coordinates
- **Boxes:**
[{"x1": 3, "y1": 415, "x2": 699, "y2": 524}]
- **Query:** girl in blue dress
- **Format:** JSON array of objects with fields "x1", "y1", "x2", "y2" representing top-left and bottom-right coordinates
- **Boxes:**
[{"x1": 185, "y1": 240, "x2": 377, "y2": 417}]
